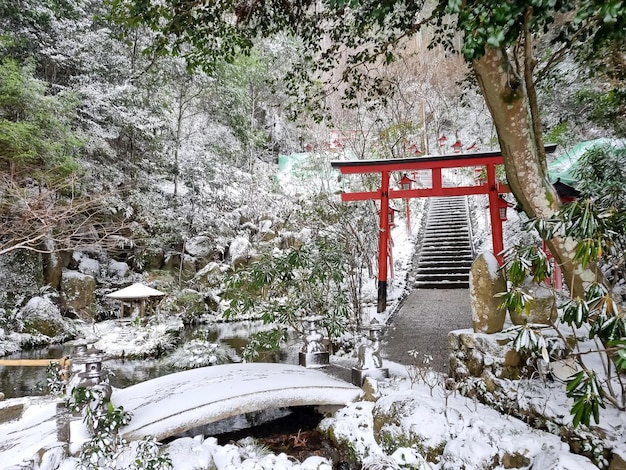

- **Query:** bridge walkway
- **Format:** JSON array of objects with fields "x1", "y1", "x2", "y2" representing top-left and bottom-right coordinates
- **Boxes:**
[{"x1": 113, "y1": 362, "x2": 361, "y2": 441}]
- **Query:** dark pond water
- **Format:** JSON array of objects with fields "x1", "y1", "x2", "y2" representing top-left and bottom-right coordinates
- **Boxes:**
[{"x1": 0, "y1": 321, "x2": 300, "y2": 399}]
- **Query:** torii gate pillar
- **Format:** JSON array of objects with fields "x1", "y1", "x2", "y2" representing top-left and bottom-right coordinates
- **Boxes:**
[
  {"x1": 486, "y1": 163, "x2": 505, "y2": 265},
  {"x1": 377, "y1": 171, "x2": 390, "y2": 313}
]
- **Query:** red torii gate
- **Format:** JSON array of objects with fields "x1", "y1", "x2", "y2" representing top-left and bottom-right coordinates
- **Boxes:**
[{"x1": 330, "y1": 146, "x2": 556, "y2": 313}]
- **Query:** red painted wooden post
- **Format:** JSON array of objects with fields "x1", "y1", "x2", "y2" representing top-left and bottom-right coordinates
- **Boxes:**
[
  {"x1": 405, "y1": 199, "x2": 411, "y2": 235},
  {"x1": 377, "y1": 171, "x2": 390, "y2": 313},
  {"x1": 432, "y1": 167, "x2": 442, "y2": 191},
  {"x1": 486, "y1": 163, "x2": 505, "y2": 265}
]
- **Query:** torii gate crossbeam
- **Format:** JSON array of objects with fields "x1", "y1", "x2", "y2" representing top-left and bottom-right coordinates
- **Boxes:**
[{"x1": 330, "y1": 146, "x2": 556, "y2": 313}]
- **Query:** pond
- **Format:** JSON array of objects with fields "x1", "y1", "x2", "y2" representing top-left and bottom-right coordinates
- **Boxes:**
[{"x1": 0, "y1": 320, "x2": 301, "y2": 399}]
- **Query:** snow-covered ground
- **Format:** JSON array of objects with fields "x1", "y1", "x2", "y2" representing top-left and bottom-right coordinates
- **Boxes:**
[{"x1": 1, "y1": 193, "x2": 618, "y2": 470}]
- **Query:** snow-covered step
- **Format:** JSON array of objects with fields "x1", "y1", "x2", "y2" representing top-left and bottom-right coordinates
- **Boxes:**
[{"x1": 414, "y1": 196, "x2": 474, "y2": 289}]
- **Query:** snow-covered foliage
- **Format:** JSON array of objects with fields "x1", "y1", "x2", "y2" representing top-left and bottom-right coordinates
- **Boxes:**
[
  {"x1": 1, "y1": 2, "x2": 626, "y2": 470},
  {"x1": 165, "y1": 339, "x2": 235, "y2": 369},
  {"x1": 84, "y1": 318, "x2": 183, "y2": 359}
]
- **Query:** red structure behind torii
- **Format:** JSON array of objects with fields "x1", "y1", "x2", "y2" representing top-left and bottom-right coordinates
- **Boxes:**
[{"x1": 330, "y1": 145, "x2": 556, "y2": 313}]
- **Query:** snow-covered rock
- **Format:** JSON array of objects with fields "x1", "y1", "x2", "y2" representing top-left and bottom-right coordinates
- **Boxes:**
[
  {"x1": 60, "y1": 269, "x2": 96, "y2": 319},
  {"x1": 20, "y1": 296, "x2": 70, "y2": 338},
  {"x1": 469, "y1": 251, "x2": 507, "y2": 333},
  {"x1": 229, "y1": 237, "x2": 252, "y2": 262},
  {"x1": 322, "y1": 384, "x2": 600, "y2": 469},
  {"x1": 78, "y1": 257, "x2": 100, "y2": 278},
  {"x1": 185, "y1": 236, "x2": 221, "y2": 266},
  {"x1": 107, "y1": 260, "x2": 130, "y2": 278}
]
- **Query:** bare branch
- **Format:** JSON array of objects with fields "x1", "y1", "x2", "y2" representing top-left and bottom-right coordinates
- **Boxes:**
[{"x1": 0, "y1": 174, "x2": 132, "y2": 257}]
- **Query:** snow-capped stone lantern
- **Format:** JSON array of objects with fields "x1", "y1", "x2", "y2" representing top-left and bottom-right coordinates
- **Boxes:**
[
  {"x1": 68, "y1": 344, "x2": 109, "y2": 397},
  {"x1": 352, "y1": 318, "x2": 389, "y2": 386},
  {"x1": 299, "y1": 316, "x2": 329, "y2": 368}
]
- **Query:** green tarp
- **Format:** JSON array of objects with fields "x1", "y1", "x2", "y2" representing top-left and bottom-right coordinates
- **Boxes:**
[{"x1": 548, "y1": 138, "x2": 626, "y2": 186}]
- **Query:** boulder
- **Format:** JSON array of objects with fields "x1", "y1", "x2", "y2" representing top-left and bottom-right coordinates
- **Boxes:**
[
  {"x1": 0, "y1": 401, "x2": 23, "y2": 423},
  {"x1": 371, "y1": 391, "x2": 596, "y2": 469},
  {"x1": 228, "y1": 237, "x2": 252, "y2": 263},
  {"x1": 172, "y1": 289, "x2": 207, "y2": 322},
  {"x1": 107, "y1": 260, "x2": 130, "y2": 278},
  {"x1": 142, "y1": 246, "x2": 165, "y2": 271},
  {"x1": 20, "y1": 296, "x2": 68, "y2": 338},
  {"x1": 164, "y1": 253, "x2": 196, "y2": 281},
  {"x1": 610, "y1": 450, "x2": 626, "y2": 470},
  {"x1": 509, "y1": 278, "x2": 557, "y2": 325},
  {"x1": 277, "y1": 232, "x2": 303, "y2": 250},
  {"x1": 194, "y1": 262, "x2": 224, "y2": 287},
  {"x1": 78, "y1": 257, "x2": 100, "y2": 278},
  {"x1": 258, "y1": 219, "x2": 276, "y2": 242},
  {"x1": 42, "y1": 250, "x2": 71, "y2": 289},
  {"x1": 185, "y1": 236, "x2": 218, "y2": 266},
  {"x1": 60, "y1": 269, "x2": 96, "y2": 320},
  {"x1": 469, "y1": 252, "x2": 507, "y2": 333}
]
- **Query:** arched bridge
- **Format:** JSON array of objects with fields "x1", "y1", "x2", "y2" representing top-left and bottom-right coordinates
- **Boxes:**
[
  {"x1": 113, "y1": 363, "x2": 362, "y2": 441},
  {"x1": 0, "y1": 363, "x2": 361, "y2": 467}
]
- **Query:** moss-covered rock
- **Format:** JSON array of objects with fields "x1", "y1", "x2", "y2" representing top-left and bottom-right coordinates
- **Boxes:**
[
  {"x1": 470, "y1": 251, "x2": 507, "y2": 333},
  {"x1": 160, "y1": 289, "x2": 207, "y2": 323},
  {"x1": 318, "y1": 401, "x2": 378, "y2": 466},
  {"x1": 60, "y1": 269, "x2": 96, "y2": 320},
  {"x1": 193, "y1": 262, "x2": 224, "y2": 288},
  {"x1": 141, "y1": 246, "x2": 165, "y2": 271},
  {"x1": 20, "y1": 296, "x2": 71, "y2": 338},
  {"x1": 0, "y1": 250, "x2": 44, "y2": 306},
  {"x1": 164, "y1": 252, "x2": 196, "y2": 281},
  {"x1": 42, "y1": 250, "x2": 71, "y2": 290},
  {"x1": 372, "y1": 393, "x2": 448, "y2": 462},
  {"x1": 509, "y1": 278, "x2": 558, "y2": 325}
]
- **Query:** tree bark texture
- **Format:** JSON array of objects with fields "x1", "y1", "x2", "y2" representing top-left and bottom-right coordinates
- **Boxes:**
[{"x1": 472, "y1": 47, "x2": 597, "y2": 297}]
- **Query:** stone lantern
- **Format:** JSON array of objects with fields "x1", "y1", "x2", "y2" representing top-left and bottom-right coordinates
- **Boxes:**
[
  {"x1": 352, "y1": 319, "x2": 389, "y2": 386},
  {"x1": 299, "y1": 316, "x2": 330, "y2": 368},
  {"x1": 70, "y1": 344, "x2": 106, "y2": 389}
]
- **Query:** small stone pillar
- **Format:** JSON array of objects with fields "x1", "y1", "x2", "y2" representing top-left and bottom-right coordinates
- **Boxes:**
[
  {"x1": 470, "y1": 251, "x2": 507, "y2": 333},
  {"x1": 352, "y1": 319, "x2": 389, "y2": 386},
  {"x1": 299, "y1": 316, "x2": 330, "y2": 368}
]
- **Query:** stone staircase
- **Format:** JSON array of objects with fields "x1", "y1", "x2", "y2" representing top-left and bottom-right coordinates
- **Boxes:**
[{"x1": 414, "y1": 196, "x2": 474, "y2": 289}]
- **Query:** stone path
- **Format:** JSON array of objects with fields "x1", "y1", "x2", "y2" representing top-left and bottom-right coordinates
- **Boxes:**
[
  {"x1": 381, "y1": 195, "x2": 474, "y2": 373},
  {"x1": 381, "y1": 288, "x2": 472, "y2": 373}
]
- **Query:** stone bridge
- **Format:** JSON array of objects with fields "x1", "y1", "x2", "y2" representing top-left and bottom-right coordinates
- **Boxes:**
[
  {"x1": 0, "y1": 363, "x2": 361, "y2": 467},
  {"x1": 113, "y1": 363, "x2": 362, "y2": 441}
]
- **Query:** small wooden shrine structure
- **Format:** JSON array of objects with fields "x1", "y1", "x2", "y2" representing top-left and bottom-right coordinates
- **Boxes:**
[{"x1": 105, "y1": 283, "x2": 165, "y2": 318}]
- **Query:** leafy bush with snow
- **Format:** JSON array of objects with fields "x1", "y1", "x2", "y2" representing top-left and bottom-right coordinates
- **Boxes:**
[{"x1": 497, "y1": 142, "x2": 626, "y2": 428}]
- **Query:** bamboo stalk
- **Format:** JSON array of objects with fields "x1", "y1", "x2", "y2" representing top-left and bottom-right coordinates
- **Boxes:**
[{"x1": 0, "y1": 357, "x2": 70, "y2": 368}]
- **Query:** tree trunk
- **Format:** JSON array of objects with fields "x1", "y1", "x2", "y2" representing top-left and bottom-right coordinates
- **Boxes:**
[{"x1": 472, "y1": 46, "x2": 598, "y2": 297}]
